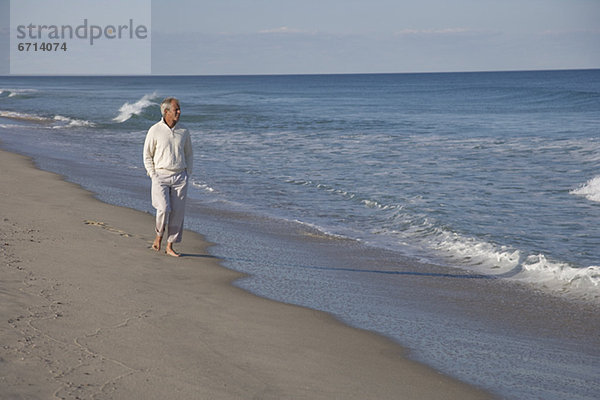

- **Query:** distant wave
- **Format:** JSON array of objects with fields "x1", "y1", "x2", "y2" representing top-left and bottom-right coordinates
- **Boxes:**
[
  {"x1": 0, "y1": 110, "x2": 51, "y2": 123},
  {"x1": 0, "y1": 88, "x2": 38, "y2": 98},
  {"x1": 113, "y1": 93, "x2": 158, "y2": 123},
  {"x1": 52, "y1": 115, "x2": 96, "y2": 128},
  {"x1": 570, "y1": 176, "x2": 600, "y2": 203},
  {"x1": 0, "y1": 110, "x2": 95, "y2": 128}
]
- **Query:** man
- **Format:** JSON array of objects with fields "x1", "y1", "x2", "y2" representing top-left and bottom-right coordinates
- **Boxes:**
[{"x1": 143, "y1": 97, "x2": 193, "y2": 257}]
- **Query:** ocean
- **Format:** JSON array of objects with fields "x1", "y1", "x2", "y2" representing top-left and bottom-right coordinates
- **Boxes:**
[{"x1": 1, "y1": 70, "x2": 599, "y2": 399}]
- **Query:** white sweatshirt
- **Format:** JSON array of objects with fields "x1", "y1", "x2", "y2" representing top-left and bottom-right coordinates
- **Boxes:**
[{"x1": 143, "y1": 119, "x2": 193, "y2": 177}]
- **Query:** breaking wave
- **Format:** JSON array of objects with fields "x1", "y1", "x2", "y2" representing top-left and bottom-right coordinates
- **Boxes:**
[
  {"x1": 0, "y1": 88, "x2": 39, "y2": 98},
  {"x1": 0, "y1": 110, "x2": 95, "y2": 128},
  {"x1": 52, "y1": 115, "x2": 96, "y2": 128},
  {"x1": 0, "y1": 110, "x2": 51, "y2": 123},
  {"x1": 113, "y1": 93, "x2": 158, "y2": 123},
  {"x1": 571, "y1": 176, "x2": 600, "y2": 204}
]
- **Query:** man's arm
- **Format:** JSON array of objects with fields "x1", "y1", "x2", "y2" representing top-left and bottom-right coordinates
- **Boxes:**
[
  {"x1": 143, "y1": 132, "x2": 156, "y2": 177},
  {"x1": 184, "y1": 131, "x2": 193, "y2": 176}
]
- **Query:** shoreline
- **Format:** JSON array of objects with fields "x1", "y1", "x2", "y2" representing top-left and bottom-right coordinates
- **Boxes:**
[{"x1": 0, "y1": 148, "x2": 493, "y2": 399}]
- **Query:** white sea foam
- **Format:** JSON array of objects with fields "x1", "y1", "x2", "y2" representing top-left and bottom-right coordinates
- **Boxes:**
[
  {"x1": 192, "y1": 180, "x2": 216, "y2": 193},
  {"x1": 113, "y1": 92, "x2": 158, "y2": 123},
  {"x1": 0, "y1": 110, "x2": 95, "y2": 128},
  {"x1": 570, "y1": 176, "x2": 600, "y2": 203},
  {"x1": 429, "y1": 228, "x2": 521, "y2": 273},
  {"x1": 406, "y1": 219, "x2": 599, "y2": 300},
  {"x1": 52, "y1": 115, "x2": 96, "y2": 128},
  {"x1": 519, "y1": 255, "x2": 600, "y2": 299}
]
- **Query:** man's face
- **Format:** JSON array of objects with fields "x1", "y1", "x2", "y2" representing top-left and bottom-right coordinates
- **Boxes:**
[{"x1": 165, "y1": 100, "x2": 181, "y2": 126}]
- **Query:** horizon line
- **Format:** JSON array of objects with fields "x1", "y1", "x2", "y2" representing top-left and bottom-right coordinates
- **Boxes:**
[{"x1": 2, "y1": 67, "x2": 599, "y2": 78}]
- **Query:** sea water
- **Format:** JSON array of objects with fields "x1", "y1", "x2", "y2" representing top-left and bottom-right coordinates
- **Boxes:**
[{"x1": 1, "y1": 70, "x2": 599, "y2": 399}]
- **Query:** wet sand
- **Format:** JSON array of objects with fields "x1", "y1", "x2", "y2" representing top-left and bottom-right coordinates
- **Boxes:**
[{"x1": 0, "y1": 148, "x2": 492, "y2": 399}]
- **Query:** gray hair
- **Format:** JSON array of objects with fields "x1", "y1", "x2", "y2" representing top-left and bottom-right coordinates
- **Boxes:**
[{"x1": 160, "y1": 97, "x2": 179, "y2": 116}]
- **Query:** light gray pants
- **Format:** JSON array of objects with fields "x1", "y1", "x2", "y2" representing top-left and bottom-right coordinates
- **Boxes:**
[{"x1": 151, "y1": 170, "x2": 188, "y2": 243}]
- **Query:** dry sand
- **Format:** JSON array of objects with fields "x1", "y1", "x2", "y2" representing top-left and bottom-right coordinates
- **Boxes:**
[{"x1": 0, "y1": 148, "x2": 493, "y2": 399}]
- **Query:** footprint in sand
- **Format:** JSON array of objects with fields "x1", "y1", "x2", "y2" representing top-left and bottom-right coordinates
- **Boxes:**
[{"x1": 83, "y1": 220, "x2": 133, "y2": 238}]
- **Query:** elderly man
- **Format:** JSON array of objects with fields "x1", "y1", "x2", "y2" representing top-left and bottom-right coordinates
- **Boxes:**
[{"x1": 143, "y1": 97, "x2": 193, "y2": 257}]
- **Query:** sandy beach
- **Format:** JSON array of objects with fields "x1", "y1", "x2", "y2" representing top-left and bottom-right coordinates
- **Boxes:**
[{"x1": 0, "y1": 148, "x2": 492, "y2": 399}]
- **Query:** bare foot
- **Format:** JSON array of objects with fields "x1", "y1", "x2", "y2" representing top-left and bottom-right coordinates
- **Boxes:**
[
  {"x1": 165, "y1": 242, "x2": 181, "y2": 257},
  {"x1": 152, "y1": 235, "x2": 163, "y2": 252}
]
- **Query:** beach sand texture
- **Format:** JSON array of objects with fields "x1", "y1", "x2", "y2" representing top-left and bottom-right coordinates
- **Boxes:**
[{"x1": 0, "y1": 148, "x2": 492, "y2": 399}]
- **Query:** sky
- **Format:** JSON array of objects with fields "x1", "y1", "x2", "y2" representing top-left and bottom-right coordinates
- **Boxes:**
[{"x1": 1, "y1": 0, "x2": 599, "y2": 75}]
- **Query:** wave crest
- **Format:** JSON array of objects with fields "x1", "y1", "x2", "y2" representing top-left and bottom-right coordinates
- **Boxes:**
[
  {"x1": 0, "y1": 88, "x2": 38, "y2": 98},
  {"x1": 0, "y1": 110, "x2": 95, "y2": 128},
  {"x1": 521, "y1": 254, "x2": 600, "y2": 292},
  {"x1": 0, "y1": 110, "x2": 50, "y2": 123},
  {"x1": 113, "y1": 93, "x2": 158, "y2": 123},
  {"x1": 52, "y1": 115, "x2": 96, "y2": 128},
  {"x1": 571, "y1": 176, "x2": 600, "y2": 203}
]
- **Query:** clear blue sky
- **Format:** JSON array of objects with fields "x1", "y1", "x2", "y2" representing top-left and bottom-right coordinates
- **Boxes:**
[
  {"x1": 151, "y1": 0, "x2": 600, "y2": 75},
  {"x1": 1, "y1": 0, "x2": 599, "y2": 75}
]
